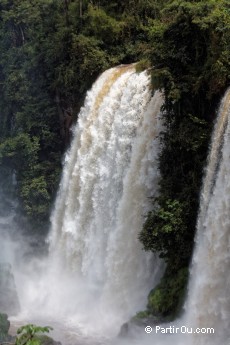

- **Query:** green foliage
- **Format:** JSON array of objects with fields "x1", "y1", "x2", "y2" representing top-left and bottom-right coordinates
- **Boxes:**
[
  {"x1": 0, "y1": 134, "x2": 39, "y2": 173},
  {"x1": 0, "y1": 133, "x2": 56, "y2": 225},
  {"x1": 0, "y1": 0, "x2": 64, "y2": 227},
  {"x1": 148, "y1": 0, "x2": 230, "y2": 101},
  {"x1": 135, "y1": 59, "x2": 151, "y2": 73},
  {"x1": 83, "y1": 5, "x2": 123, "y2": 44},
  {"x1": 20, "y1": 176, "x2": 50, "y2": 218},
  {"x1": 61, "y1": 33, "x2": 109, "y2": 96},
  {"x1": 0, "y1": 0, "x2": 164, "y2": 229},
  {"x1": 133, "y1": 310, "x2": 151, "y2": 320},
  {"x1": 140, "y1": 0, "x2": 230, "y2": 319},
  {"x1": 140, "y1": 200, "x2": 187, "y2": 260},
  {"x1": 147, "y1": 267, "x2": 188, "y2": 318},
  {"x1": 16, "y1": 324, "x2": 53, "y2": 345}
]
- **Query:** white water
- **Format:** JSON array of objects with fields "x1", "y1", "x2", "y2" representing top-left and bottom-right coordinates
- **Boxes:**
[
  {"x1": 183, "y1": 88, "x2": 230, "y2": 345},
  {"x1": 11, "y1": 66, "x2": 164, "y2": 340},
  {"x1": 111, "y1": 88, "x2": 230, "y2": 345}
]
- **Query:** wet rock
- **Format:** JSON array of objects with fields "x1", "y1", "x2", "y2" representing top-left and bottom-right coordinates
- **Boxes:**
[
  {"x1": 37, "y1": 335, "x2": 62, "y2": 345},
  {"x1": 118, "y1": 315, "x2": 164, "y2": 338},
  {"x1": 0, "y1": 313, "x2": 12, "y2": 342}
]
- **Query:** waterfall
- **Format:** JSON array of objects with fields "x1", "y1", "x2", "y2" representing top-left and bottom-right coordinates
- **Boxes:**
[
  {"x1": 15, "y1": 65, "x2": 164, "y2": 337},
  {"x1": 6, "y1": 67, "x2": 230, "y2": 345},
  {"x1": 183, "y1": 88, "x2": 230, "y2": 345},
  {"x1": 49, "y1": 65, "x2": 163, "y2": 334},
  {"x1": 110, "y1": 89, "x2": 230, "y2": 345}
]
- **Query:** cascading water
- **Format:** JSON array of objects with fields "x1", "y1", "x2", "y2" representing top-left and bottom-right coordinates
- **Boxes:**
[
  {"x1": 14, "y1": 65, "x2": 164, "y2": 340},
  {"x1": 183, "y1": 88, "x2": 230, "y2": 345},
  {"x1": 113, "y1": 88, "x2": 230, "y2": 345},
  {"x1": 3, "y1": 68, "x2": 230, "y2": 345}
]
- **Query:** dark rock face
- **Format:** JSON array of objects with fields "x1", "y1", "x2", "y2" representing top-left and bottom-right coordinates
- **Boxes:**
[
  {"x1": 0, "y1": 313, "x2": 12, "y2": 342},
  {"x1": 118, "y1": 315, "x2": 164, "y2": 339},
  {"x1": 37, "y1": 335, "x2": 62, "y2": 345},
  {"x1": 0, "y1": 263, "x2": 20, "y2": 316}
]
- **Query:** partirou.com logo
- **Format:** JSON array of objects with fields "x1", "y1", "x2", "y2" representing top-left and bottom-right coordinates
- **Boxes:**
[{"x1": 145, "y1": 325, "x2": 215, "y2": 334}]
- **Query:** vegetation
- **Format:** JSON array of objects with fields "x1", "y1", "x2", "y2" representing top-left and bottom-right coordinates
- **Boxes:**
[
  {"x1": 15, "y1": 324, "x2": 52, "y2": 345},
  {"x1": 139, "y1": 0, "x2": 230, "y2": 317},
  {"x1": 147, "y1": 267, "x2": 188, "y2": 318},
  {"x1": 0, "y1": 0, "x2": 164, "y2": 227},
  {"x1": 0, "y1": 0, "x2": 229, "y2": 319},
  {"x1": 0, "y1": 319, "x2": 53, "y2": 345}
]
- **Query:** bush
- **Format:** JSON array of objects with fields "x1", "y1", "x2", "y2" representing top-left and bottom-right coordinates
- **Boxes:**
[{"x1": 147, "y1": 267, "x2": 189, "y2": 318}]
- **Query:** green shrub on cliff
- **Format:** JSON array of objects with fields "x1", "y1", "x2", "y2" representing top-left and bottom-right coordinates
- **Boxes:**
[{"x1": 147, "y1": 267, "x2": 188, "y2": 318}]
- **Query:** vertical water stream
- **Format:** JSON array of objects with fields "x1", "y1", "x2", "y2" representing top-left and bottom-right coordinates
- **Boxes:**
[{"x1": 14, "y1": 66, "x2": 164, "y2": 338}]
